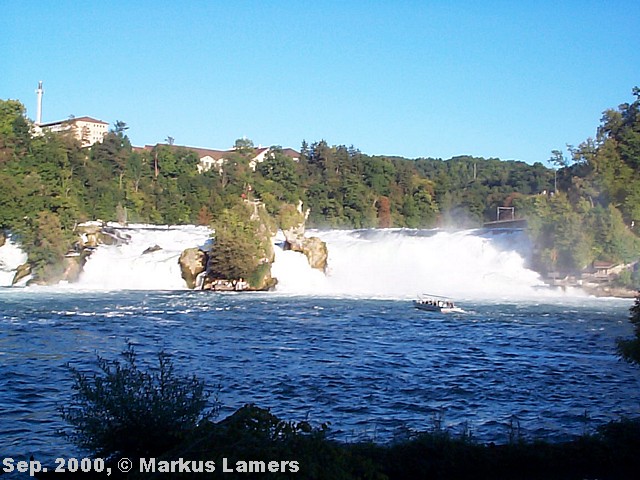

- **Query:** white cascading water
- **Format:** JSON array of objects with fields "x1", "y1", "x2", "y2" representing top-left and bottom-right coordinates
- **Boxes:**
[
  {"x1": 75, "y1": 224, "x2": 213, "y2": 290},
  {"x1": 0, "y1": 235, "x2": 28, "y2": 287},
  {"x1": 6, "y1": 224, "x2": 561, "y2": 299},
  {"x1": 272, "y1": 228, "x2": 552, "y2": 299}
]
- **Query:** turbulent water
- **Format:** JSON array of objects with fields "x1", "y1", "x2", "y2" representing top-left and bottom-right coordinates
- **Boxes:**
[
  {"x1": 0, "y1": 235, "x2": 28, "y2": 287},
  {"x1": 273, "y1": 228, "x2": 549, "y2": 299},
  {"x1": 0, "y1": 226, "x2": 639, "y2": 468}
]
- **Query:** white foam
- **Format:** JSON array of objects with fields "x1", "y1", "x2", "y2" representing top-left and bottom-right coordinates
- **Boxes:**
[
  {"x1": 76, "y1": 224, "x2": 212, "y2": 290},
  {"x1": 3, "y1": 225, "x2": 583, "y2": 299},
  {"x1": 0, "y1": 236, "x2": 28, "y2": 286},
  {"x1": 271, "y1": 228, "x2": 572, "y2": 300}
]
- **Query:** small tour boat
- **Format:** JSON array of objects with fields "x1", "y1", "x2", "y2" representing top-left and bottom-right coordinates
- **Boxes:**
[{"x1": 413, "y1": 294, "x2": 464, "y2": 314}]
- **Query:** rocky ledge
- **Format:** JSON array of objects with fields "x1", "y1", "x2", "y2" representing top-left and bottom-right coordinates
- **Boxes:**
[
  {"x1": 178, "y1": 202, "x2": 329, "y2": 291},
  {"x1": 279, "y1": 203, "x2": 328, "y2": 272}
]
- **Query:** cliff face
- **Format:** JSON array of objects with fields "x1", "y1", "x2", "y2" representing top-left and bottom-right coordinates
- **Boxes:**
[
  {"x1": 280, "y1": 203, "x2": 328, "y2": 272},
  {"x1": 179, "y1": 248, "x2": 208, "y2": 289}
]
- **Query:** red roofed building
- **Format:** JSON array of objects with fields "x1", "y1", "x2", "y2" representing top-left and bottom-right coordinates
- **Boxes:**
[{"x1": 139, "y1": 143, "x2": 300, "y2": 174}]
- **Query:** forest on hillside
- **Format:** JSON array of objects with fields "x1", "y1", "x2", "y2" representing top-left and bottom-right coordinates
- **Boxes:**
[{"x1": 1, "y1": 88, "x2": 639, "y2": 284}]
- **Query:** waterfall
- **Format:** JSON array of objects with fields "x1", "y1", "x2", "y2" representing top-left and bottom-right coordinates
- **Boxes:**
[
  {"x1": 7, "y1": 224, "x2": 561, "y2": 299},
  {"x1": 272, "y1": 228, "x2": 555, "y2": 300},
  {"x1": 0, "y1": 235, "x2": 28, "y2": 287},
  {"x1": 75, "y1": 224, "x2": 212, "y2": 290}
]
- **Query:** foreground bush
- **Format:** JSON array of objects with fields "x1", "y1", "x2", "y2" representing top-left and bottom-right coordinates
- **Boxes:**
[
  {"x1": 54, "y1": 345, "x2": 640, "y2": 479},
  {"x1": 617, "y1": 292, "x2": 640, "y2": 364},
  {"x1": 60, "y1": 343, "x2": 216, "y2": 460},
  {"x1": 131, "y1": 404, "x2": 383, "y2": 480}
]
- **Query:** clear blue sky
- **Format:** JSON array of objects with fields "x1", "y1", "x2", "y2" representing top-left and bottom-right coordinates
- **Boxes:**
[{"x1": 2, "y1": 0, "x2": 639, "y2": 164}]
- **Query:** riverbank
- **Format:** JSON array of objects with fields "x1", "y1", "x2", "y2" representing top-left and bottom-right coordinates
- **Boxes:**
[
  {"x1": 30, "y1": 406, "x2": 640, "y2": 479},
  {"x1": 541, "y1": 272, "x2": 638, "y2": 299},
  {"x1": 582, "y1": 284, "x2": 638, "y2": 298}
]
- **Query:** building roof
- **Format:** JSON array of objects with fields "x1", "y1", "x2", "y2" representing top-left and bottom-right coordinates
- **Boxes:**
[
  {"x1": 39, "y1": 116, "x2": 108, "y2": 127},
  {"x1": 143, "y1": 144, "x2": 229, "y2": 160},
  {"x1": 141, "y1": 143, "x2": 300, "y2": 161},
  {"x1": 593, "y1": 261, "x2": 617, "y2": 269},
  {"x1": 72, "y1": 116, "x2": 109, "y2": 125},
  {"x1": 280, "y1": 147, "x2": 301, "y2": 158}
]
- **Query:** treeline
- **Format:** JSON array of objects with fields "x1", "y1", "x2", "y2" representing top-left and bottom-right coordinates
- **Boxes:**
[
  {"x1": 1, "y1": 89, "x2": 639, "y2": 283},
  {"x1": 515, "y1": 88, "x2": 640, "y2": 278}
]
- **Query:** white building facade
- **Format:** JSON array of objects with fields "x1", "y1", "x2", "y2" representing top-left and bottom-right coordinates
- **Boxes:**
[{"x1": 37, "y1": 116, "x2": 109, "y2": 147}]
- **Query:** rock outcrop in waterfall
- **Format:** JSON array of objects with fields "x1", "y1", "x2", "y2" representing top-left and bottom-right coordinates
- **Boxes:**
[
  {"x1": 16, "y1": 221, "x2": 133, "y2": 286},
  {"x1": 279, "y1": 202, "x2": 328, "y2": 271},
  {"x1": 177, "y1": 201, "x2": 328, "y2": 291},
  {"x1": 179, "y1": 199, "x2": 278, "y2": 291},
  {"x1": 179, "y1": 247, "x2": 208, "y2": 289}
]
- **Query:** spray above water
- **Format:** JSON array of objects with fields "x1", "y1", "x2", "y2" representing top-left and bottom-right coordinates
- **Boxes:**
[
  {"x1": 0, "y1": 236, "x2": 28, "y2": 287},
  {"x1": 6, "y1": 225, "x2": 565, "y2": 299},
  {"x1": 76, "y1": 224, "x2": 212, "y2": 290},
  {"x1": 273, "y1": 228, "x2": 554, "y2": 300}
]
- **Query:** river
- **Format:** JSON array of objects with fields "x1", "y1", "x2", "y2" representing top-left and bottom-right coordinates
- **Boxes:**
[{"x1": 0, "y1": 226, "x2": 639, "y2": 467}]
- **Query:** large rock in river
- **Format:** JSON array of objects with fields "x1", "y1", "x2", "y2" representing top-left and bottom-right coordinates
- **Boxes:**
[
  {"x1": 12, "y1": 263, "x2": 31, "y2": 286},
  {"x1": 281, "y1": 206, "x2": 328, "y2": 271},
  {"x1": 179, "y1": 248, "x2": 208, "y2": 289},
  {"x1": 298, "y1": 236, "x2": 328, "y2": 271}
]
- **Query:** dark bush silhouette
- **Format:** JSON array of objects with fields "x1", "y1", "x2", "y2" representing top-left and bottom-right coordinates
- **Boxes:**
[
  {"x1": 617, "y1": 292, "x2": 640, "y2": 364},
  {"x1": 60, "y1": 343, "x2": 216, "y2": 459}
]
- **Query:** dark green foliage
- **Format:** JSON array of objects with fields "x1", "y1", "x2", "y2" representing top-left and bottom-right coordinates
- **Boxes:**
[
  {"x1": 0, "y1": 100, "x2": 30, "y2": 161},
  {"x1": 28, "y1": 210, "x2": 72, "y2": 281},
  {"x1": 123, "y1": 406, "x2": 640, "y2": 480},
  {"x1": 208, "y1": 203, "x2": 273, "y2": 286},
  {"x1": 60, "y1": 343, "x2": 215, "y2": 460},
  {"x1": 617, "y1": 293, "x2": 640, "y2": 364},
  {"x1": 255, "y1": 150, "x2": 300, "y2": 206},
  {"x1": 133, "y1": 404, "x2": 384, "y2": 480}
]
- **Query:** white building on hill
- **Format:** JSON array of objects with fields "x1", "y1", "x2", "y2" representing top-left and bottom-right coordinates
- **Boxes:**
[
  {"x1": 137, "y1": 144, "x2": 300, "y2": 174},
  {"x1": 37, "y1": 116, "x2": 109, "y2": 147},
  {"x1": 32, "y1": 81, "x2": 109, "y2": 147}
]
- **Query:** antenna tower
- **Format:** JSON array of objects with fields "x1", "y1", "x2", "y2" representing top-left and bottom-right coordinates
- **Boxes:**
[{"x1": 35, "y1": 81, "x2": 44, "y2": 125}]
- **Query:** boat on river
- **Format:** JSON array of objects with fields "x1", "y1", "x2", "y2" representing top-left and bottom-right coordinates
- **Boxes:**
[{"x1": 413, "y1": 294, "x2": 464, "y2": 313}]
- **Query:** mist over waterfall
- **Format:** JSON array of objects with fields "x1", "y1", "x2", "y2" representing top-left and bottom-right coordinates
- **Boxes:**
[
  {"x1": 0, "y1": 235, "x2": 28, "y2": 286},
  {"x1": 11, "y1": 224, "x2": 556, "y2": 298},
  {"x1": 272, "y1": 228, "x2": 552, "y2": 300},
  {"x1": 75, "y1": 224, "x2": 212, "y2": 290}
]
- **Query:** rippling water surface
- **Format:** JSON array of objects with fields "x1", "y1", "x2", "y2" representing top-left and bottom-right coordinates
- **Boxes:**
[{"x1": 1, "y1": 290, "x2": 639, "y2": 464}]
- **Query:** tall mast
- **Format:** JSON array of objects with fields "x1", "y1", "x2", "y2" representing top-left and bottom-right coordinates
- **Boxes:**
[{"x1": 35, "y1": 81, "x2": 44, "y2": 125}]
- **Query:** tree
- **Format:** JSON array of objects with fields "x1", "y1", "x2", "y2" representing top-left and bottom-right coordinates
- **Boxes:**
[
  {"x1": 60, "y1": 343, "x2": 215, "y2": 459},
  {"x1": 617, "y1": 294, "x2": 640, "y2": 365},
  {"x1": 256, "y1": 151, "x2": 301, "y2": 203},
  {"x1": 124, "y1": 151, "x2": 147, "y2": 193},
  {"x1": 0, "y1": 99, "x2": 30, "y2": 162},
  {"x1": 377, "y1": 196, "x2": 392, "y2": 228},
  {"x1": 234, "y1": 137, "x2": 254, "y2": 154},
  {"x1": 208, "y1": 204, "x2": 268, "y2": 284},
  {"x1": 29, "y1": 210, "x2": 71, "y2": 281},
  {"x1": 113, "y1": 120, "x2": 129, "y2": 134},
  {"x1": 197, "y1": 205, "x2": 213, "y2": 226}
]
